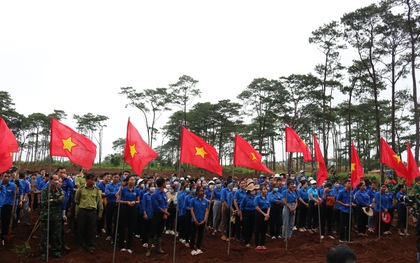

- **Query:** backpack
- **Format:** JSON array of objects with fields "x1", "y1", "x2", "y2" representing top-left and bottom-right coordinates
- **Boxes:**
[{"x1": 325, "y1": 196, "x2": 335, "y2": 207}]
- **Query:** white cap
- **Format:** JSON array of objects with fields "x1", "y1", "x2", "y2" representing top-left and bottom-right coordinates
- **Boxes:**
[
  {"x1": 213, "y1": 177, "x2": 218, "y2": 181},
  {"x1": 274, "y1": 174, "x2": 280, "y2": 178},
  {"x1": 310, "y1": 179, "x2": 316, "y2": 185},
  {"x1": 208, "y1": 180, "x2": 215, "y2": 185},
  {"x1": 300, "y1": 170, "x2": 305, "y2": 173}
]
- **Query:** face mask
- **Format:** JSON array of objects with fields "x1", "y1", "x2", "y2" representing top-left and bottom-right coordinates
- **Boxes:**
[
  {"x1": 250, "y1": 190, "x2": 255, "y2": 195},
  {"x1": 53, "y1": 180, "x2": 59, "y2": 187},
  {"x1": 233, "y1": 187, "x2": 238, "y2": 192},
  {"x1": 197, "y1": 180, "x2": 201, "y2": 185},
  {"x1": 140, "y1": 184, "x2": 145, "y2": 189},
  {"x1": 186, "y1": 188, "x2": 190, "y2": 193},
  {"x1": 202, "y1": 184, "x2": 207, "y2": 188},
  {"x1": 312, "y1": 185, "x2": 317, "y2": 189},
  {"x1": 166, "y1": 184, "x2": 171, "y2": 189},
  {"x1": 334, "y1": 183, "x2": 339, "y2": 188},
  {"x1": 290, "y1": 177, "x2": 295, "y2": 180},
  {"x1": 150, "y1": 187, "x2": 156, "y2": 193},
  {"x1": 209, "y1": 185, "x2": 214, "y2": 190},
  {"x1": 273, "y1": 188, "x2": 279, "y2": 192},
  {"x1": 216, "y1": 184, "x2": 221, "y2": 189},
  {"x1": 192, "y1": 189, "x2": 197, "y2": 194},
  {"x1": 169, "y1": 189, "x2": 174, "y2": 194},
  {"x1": 200, "y1": 177, "x2": 205, "y2": 181}
]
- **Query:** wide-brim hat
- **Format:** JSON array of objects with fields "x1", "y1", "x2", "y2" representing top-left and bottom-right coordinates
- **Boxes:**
[
  {"x1": 382, "y1": 211, "x2": 391, "y2": 223},
  {"x1": 362, "y1": 206, "x2": 373, "y2": 217},
  {"x1": 246, "y1": 183, "x2": 255, "y2": 192}
]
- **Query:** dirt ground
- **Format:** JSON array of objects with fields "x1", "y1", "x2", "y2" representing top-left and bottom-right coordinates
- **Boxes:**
[{"x1": 0, "y1": 214, "x2": 417, "y2": 263}]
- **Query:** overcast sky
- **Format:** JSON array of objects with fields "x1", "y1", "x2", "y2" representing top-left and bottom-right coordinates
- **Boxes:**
[{"x1": 0, "y1": 0, "x2": 380, "y2": 163}]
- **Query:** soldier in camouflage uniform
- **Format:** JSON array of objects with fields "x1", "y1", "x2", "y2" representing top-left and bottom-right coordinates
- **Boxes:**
[{"x1": 40, "y1": 174, "x2": 65, "y2": 261}]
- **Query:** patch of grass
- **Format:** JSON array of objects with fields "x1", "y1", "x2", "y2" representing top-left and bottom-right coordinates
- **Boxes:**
[{"x1": 11, "y1": 242, "x2": 33, "y2": 258}]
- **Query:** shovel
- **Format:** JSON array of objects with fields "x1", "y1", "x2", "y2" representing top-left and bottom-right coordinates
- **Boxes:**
[{"x1": 6, "y1": 188, "x2": 18, "y2": 242}]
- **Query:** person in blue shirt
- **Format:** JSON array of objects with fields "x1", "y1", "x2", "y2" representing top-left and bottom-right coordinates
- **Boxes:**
[
  {"x1": 254, "y1": 185, "x2": 271, "y2": 250},
  {"x1": 331, "y1": 180, "x2": 343, "y2": 234},
  {"x1": 336, "y1": 180, "x2": 356, "y2": 242},
  {"x1": 321, "y1": 182, "x2": 335, "y2": 239},
  {"x1": 183, "y1": 184, "x2": 196, "y2": 247},
  {"x1": 104, "y1": 173, "x2": 120, "y2": 241},
  {"x1": 117, "y1": 175, "x2": 140, "y2": 254},
  {"x1": 95, "y1": 173, "x2": 110, "y2": 238},
  {"x1": 355, "y1": 181, "x2": 371, "y2": 236},
  {"x1": 147, "y1": 177, "x2": 170, "y2": 257},
  {"x1": 268, "y1": 182, "x2": 282, "y2": 239},
  {"x1": 240, "y1": 182, "x2": 258, "y2": 248},
  {"x1": 396, "y1": 184, "x2": 408, "y2": 236},
  {"x1": 189, "y1": 187, "x2": 209, "y2": 256},
  {"x1": 220, "y1": 182, "x2": 231, "y2": 241},
  {"x1": 373, "y1": 183, "x2": 389, "y2": 235},
  {"x1": 226, "y1": 183, "x2": 237, "y2": 240},
  {"x1": 141, "y1": 182, "x2": 155, "y2": 247},
  {"x1": 366, "y1": 181, "x2": 377, "y2": 232},
  {"x1": 1, "y1": 170, "x2": 17, "y2": 245},
  {"x1": 298, "y1": 180, "x2": 309, "y2": 232},
  {"x1": 234, "y1": 179, "x2": 247, "y2": 242},
  {"x1": 17, "y1": 172, "x2": 30, "y2": 226},
  {"x1": 211, "y1": 179, "x2": 223, "y2": 236},
  {"x1": 177, "y1": 183, "x2": 188, "y2": 244},
  {"x1": 282, "y1": 180, "x2": 298, "y2": 239},
  {"x1": 383, "y1": 188, "x2": 394, "y2": 235},
  {"x1": 307, "y1": 180, "x2": 320, "y2": 233}
]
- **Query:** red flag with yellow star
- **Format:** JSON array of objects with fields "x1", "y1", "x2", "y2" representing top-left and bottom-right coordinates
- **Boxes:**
[
  {"x1": 50, "y1": 117, "x2": 97, "y2": 168},
  {"x1": 0, "y1": 118, "x2": 19, "y2": 173},
  {"x1": 313, "y1": 134, "x2": 328, "y2": 186},
  {"x1": 233, "y1": 134, "x2": 273, "y2": 174},
  {"x1": 380, "y1": 138, "x2": 408, "y2": 179},
  {"x1": 407, "y1": 141, "x2": 420, "y2": 186},
  {"x1": 350, "y1": 141, "x2": 364, "y2": 188},
  {"x1": 285, "y1": 126, "x2": 312, "y2": 162},
  {"x1": 180, "y1": 127, "x2": 222, "y2": 176},
  {"x1": 123, "y1": 118, "x2": 158, "y2": 175}
]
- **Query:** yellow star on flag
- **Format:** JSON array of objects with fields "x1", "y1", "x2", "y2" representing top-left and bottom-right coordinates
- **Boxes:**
[
  {"x1": 351, "y1": 163, "x2": 355, "y2": 171},
  {"x1": 130, "y1": 144, "x2": 138, "y2": 158},
  {"x1": 195, "y1": 147, "x2": 207, "y2": 159},
  {"x1": 62, "y1": 137, "x2": 77, "y2": 153},
  {"x1": 250, "y1": 152, "x2": 257, "y2": 161},
  {"x1": 393, "y1": 154, "x2": 401, "y2": 163},
  {"x1": 9, "y1": 152, "x2": 12, "y2": 157}
]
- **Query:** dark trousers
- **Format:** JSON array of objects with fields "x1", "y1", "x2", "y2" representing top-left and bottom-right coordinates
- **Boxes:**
[
  {"x1": 235, "y1": 213, "x2": 243, "y2": 240},
  {"x1": 166, "y1": 206, "x2": 176, "y2": 231},
  {"x1": 307, "y1": 200, "x2": 319, "y2": 229},
  {"x1": 332, "y1": 208, "x2": 340, "y2": 232},
  {"x1": 374, "y1": 211, "x2": 385, "y2": 235},
  {"x1": 1, "y1": 205, "x2": 12, "y2": 240},
  {"x1": 97, "y1": 205, "x2": 106, "y2": 235},
  {"x1": 118, "y1": 205, "x2": 137, "y2": 249},
  {"x1": 184, "y1": 211, "x2": 192, "y2": 242},
  {"x1": 190, "y1": 223, "x2": 205, "y2": 250},
  {"x1": 178, "y1": 215, "x2": 186, "y2": 240},
  {"x1": 384, "y1": 208, "x2": 394, "y2": 231},
  {"x1": 298, "y1": 202, "x2": 308, "y2": 228},
  {"x1": 397, "y1": 205, "x2": 407, "y2": 229},
  {"x1": 356, "y1": 205, "x2": 368, "y2": 234},
  {"x1": 77, "y1": 208, "x2": 97, "y2": 249},
  {"x1": 254, "y1": 210, "x2": 268, "y2": 246},
  {"x1": 105, "y1": 202, "x2": 116, "y2": 237},
  {"x1": 269, "y1": 204, "x2": 282, "y2": 237},
  {"x1": 142, "y1": 218, "x2": 151, "y2": 243},
  {"x1": 321, "y1": 205, "x2": 333, "y2": 236},
  {"x1": 339, "y1": 211, "x2": 352, "y2": 241},
  {"x1": 243, "y1": 210, "x2": 255, "y2": 244},
  {"x1": 150, "y1": 211, "x2": 165, "y2": 239}
]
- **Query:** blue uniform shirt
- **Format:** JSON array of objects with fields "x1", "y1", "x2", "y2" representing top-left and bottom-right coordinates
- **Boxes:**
[
  {"x1": 120, "y1": 186, "x2": 140, "y2": 202},
  {"x1": 105, "y1": 182, "x2": 120, "y2": 203},
  {"x1": 141, "y1": 192, "x2": 153, "y2": 218},
  {"x1": 298, "y1": 188, "x2": 309, "y2": 201},
  {"x1": 308, "y1": 187, "x2": 319, "y2": 200},
  {"x1": 355, "y1": 189, "x2": 371, "y2": 206},
  {"x1": 254, "y1": 195, "x2": 271, "y2": 210},
  {"x1": 240, "y1": 195, "x2": 255, "y2": 211},
  {"x1": 282, "y1": 190, "x2": 298, "y2": 204},
  {"x1": 374, "y1": 191, "x2": 389, "y2": 212},
  {"x1": 177, "y1": 190, "x2": 186, "y2": 216},
  {"x1": 191, "y1": 197, "x2": 209, "y2": 222},
  {"x1": 1, "y1": 181, "x2": 16, "y2": 205},
  {"x1": 184, "y1": 194, "x2": 194, "y2": 213},
  {"x1": 234, "y1": 189, "x2": 247, "y2": 207},
  {"x1": 267, "y1": 191, "x2": 282, "y2": 205},
  {"x1": 213, "y1": 187, "x2": 222, "y2": 201},
  {"x1": 336, "y1": 189, "x2": 353, "y2": 213},
  {"x1": 151, "y1": 188, "x2": 168, "y2": 213}
]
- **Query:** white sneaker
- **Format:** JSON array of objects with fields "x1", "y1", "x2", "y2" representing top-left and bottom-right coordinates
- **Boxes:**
[
  {"x1": 196, "y1": 249, "x2": 203, "y2": 255},
  {"x1": 292, "y1": 226, "x2": 297, "y2": 231},
  {"x1": 165, "y1": 230, "x2": 170, "y2": 234},
  {"x1": 170, "y1": 230, "x2": 176, "y2": 235},
  {"x1": 142, "y1": 243, "x2": 148, "y2": 248},
  {"x1": 120, "y1": 248, "x2": 127, "y2": 252},
  {"x1": 321, "y1": 235, "x2": 325, "y2": 239},
  {"x1": 127, "y1": 249, "x2": 133, "y2": 254},
  {"x1": 135, "y1": 234, "x2": 140, "y2": 238},
  {"x1": 191, "y1": 250, "x2": 197, "y2": 256},
  {"x1": 180, "y1": 239, "x2": 186, "y2": 244},
  {"x1": 271, "y1": 236, "x2": 276, "y2": 240}
]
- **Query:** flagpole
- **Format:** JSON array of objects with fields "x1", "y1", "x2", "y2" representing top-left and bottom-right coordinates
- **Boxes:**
[
  {"x1": 172, "y1": 125, "x2": 183, "y2": 263},
  {"x1": 46, "y1": 157, "x2": 52, "y2": 262},
  {"x1": 405, "y1": 206, "x2": 409, "y2": 238},
  {"x1": 112, "y1": 162, "x2": 125, "y2": 263},
  {"x1": 317, "y1": 199, "x2": 322, "y2": 243}
]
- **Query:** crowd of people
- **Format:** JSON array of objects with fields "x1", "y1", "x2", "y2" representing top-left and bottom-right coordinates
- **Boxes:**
[{"x1": 0, "y1": 167, "x2": 419, "y2": 261}]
